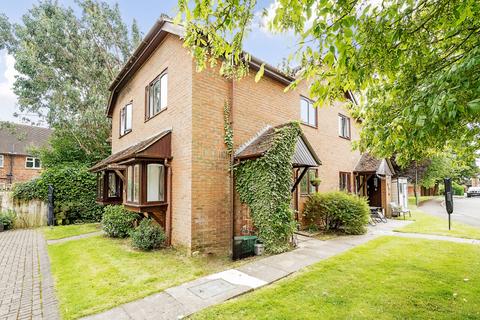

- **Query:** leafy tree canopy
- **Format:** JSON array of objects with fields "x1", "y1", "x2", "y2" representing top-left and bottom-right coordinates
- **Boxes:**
[
  {"x1": 0, "y1": 0, "x2": 142, "y2": 166},
  {"x1": 178, "y1": 0, "x2": 480, "y2": 166}
]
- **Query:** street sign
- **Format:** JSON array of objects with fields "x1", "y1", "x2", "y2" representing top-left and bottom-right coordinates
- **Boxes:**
[{"x1": 444, "y1": 178, "x2": 453, "y2": 230}]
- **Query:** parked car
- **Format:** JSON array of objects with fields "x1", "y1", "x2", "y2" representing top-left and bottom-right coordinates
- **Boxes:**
[{"x1": 467, "y1": 187, "x2": 480, "y2": 197}]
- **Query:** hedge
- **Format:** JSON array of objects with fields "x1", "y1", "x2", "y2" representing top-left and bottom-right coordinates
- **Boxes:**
[
  {"x1": 12, "y1": 165, "x2": 102, "y2": 223},
  {"x1": 303, "y1": 191, "x2": 370, "y2": 235}
]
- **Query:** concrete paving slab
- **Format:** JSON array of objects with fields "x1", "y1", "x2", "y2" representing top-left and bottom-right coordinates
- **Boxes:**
[{"x1": 236, "y1": 260, "x2": 290, "y2": 283}]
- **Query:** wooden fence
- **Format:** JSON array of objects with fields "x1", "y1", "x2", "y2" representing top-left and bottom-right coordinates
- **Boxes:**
[{"x1": 0, "y1": 191, "x2": 48, "y2": 228}]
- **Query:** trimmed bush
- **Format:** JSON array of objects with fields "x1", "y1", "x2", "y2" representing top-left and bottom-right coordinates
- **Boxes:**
[
  {"x1": 102, "y1": 205, "x2": 137, "y2": 238},
  {"x1": 131, "y1": 218, "x2": 166, "y2": 251},
  {"x1": 12, "y1": 165, "x2": 102, "y2": 223},
  {"x1": 0, "y1": 210, "x2": 16, "y2": 230},
  {"x1": 303, "y1": 191, "x2": 370, "y2": 235},
  {"x1": 452, "y1": 181, "x2": 465, "y2": 196}
]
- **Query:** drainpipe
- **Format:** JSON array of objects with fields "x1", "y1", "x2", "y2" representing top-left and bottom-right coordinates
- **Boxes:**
[
  {"x1": 165, "y1": 159, "x2": 173, "y2": 246},
  {"x1": 230, "y1": 79, "x2": 235, "y2": 257},
  {"x1": 7, "y1": 153, "x2": 14, "y2": 185}
]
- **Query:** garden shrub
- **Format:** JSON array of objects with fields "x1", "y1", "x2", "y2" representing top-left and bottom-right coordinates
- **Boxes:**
[
  {"x1": 102, "y1": 205, "x2": 137, "y2": 238},
  {"x1": 0, "y1": 210, "x2": 16, "y2": 230},
  {"x1": 452, "y1": 181, "x2": 465, "y2": 196},
  {"x1": 303, "y1": 191, "x2": 370, "y2": 235},
  {"x1": 131, "y1": 218, "x2": 166, "y2": 251},
  {"x1": 12, "y1": 165, "x2": 102, "y2": 223}
]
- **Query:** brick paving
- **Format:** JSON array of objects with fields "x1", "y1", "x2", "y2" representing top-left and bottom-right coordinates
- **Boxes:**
[{"x1": 0, "y1": 230, "x2": 59, "y2": 320}]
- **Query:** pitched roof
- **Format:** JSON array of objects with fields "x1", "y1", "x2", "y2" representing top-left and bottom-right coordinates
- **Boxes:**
[
  {"x1": 354, "y1": 153, "x2": 395, "y2": 176},
  {"x1": 106, "y1": 18, "x2": 295, "y2": 117},
  {"x1": 0, "y1": 123, "x2": 52, "y2": 155},
  {"x1": 90, "y1": 129, "x2": 172, "y2": 172},
  {"x1": 235, "y1": 123, "x2": 321, "y2": 167}
]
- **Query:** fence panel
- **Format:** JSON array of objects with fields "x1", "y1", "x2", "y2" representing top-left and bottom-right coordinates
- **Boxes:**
[{"x1": 0, "y1": 191, "x2": 48, "y2": 228}]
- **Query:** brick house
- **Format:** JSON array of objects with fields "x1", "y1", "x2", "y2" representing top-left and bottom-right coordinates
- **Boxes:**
[
  {"x1": 92, "y1": 18, "x2": 395, "y2": 254},
  {"x1": 0, "y1": 124, "x2": 52, "y2": 189}
]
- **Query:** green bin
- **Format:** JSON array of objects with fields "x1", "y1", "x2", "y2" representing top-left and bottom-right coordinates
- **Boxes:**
[{"x1": 233, "y1": 236, "x2": 257, "y2": 260}]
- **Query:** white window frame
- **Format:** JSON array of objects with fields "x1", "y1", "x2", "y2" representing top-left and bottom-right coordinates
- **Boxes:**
[
  {"x1": 146, "y1": 71, "x2": 168, "y2": 119},
  {"x1": 0, "y1": 155, "x2": 3, "y2": 168},
  {"x1": 146, "y1": 163, "x2": 165, "y2": 202},
  {"x1": 25, "y1": 157, "x2": 41, "y2": 169},
  {"x1": 300, "y1": 97, "x2": 316, "y2": 127},
  {"x1": 338, "y1": 114, "x2": 351, "y2": 139},
  {"x1": 120, "y1": 103, "x2": 132, "y2": 136}
]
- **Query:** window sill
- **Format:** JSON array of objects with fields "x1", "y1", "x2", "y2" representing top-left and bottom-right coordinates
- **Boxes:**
[
  {"x1": 119, "y1": 129, "x2": 132, "y2": 139},
  {"x1": 338, "y1": 135, "x2": 351, "y2": 141},
  {"x1": 301, "y1": 122, "x2": 317, "y2": 129},
  {"x1": 144, "y1": 107, "x2": 168, "y2": 123}
]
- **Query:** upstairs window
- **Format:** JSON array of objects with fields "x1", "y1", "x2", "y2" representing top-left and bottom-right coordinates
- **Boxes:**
[
  {"x1": 26, "y1": 157, "x2": 41, "y2": 169},
  {"x1": 146, "y1": 72, "x2": 168, "y2": 119},
  {"x1": 300, "y1": 97, "x2": 316, "y2": 127},
  {"x1": 0, "y1": 155, "x2": 3, "y2": 167},
  {"x1": 339, "y1": 172, "x2": 352, "y2": 192},
  {"x1": 338, "y1": 114, "x2": 351, "y2": 139},
  {"x1": 120, "y1": 103, "x2": 132, "y2": 136}
]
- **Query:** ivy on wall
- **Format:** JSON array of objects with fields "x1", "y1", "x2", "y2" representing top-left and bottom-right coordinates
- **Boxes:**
[
  {"x1": 223, "y1": 101, "x2": 234, "y2": 156},
  {"x1": 234, "y1": 122, "x2": 301, "y2": 253}
]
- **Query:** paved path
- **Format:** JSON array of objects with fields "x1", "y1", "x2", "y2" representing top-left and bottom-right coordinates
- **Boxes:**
[
  {"x1": 47, "y1": 231, "x2": 103, "y2": 245},
  {"x1": 420, "y1": 197, "x2": 480, "y2": 228},
  {"x1": 82, "y1": 219, "x2": 413, "y2": 320},
  {"x1": 0, "y1": 230, "x2": 59, "y2": 320}
]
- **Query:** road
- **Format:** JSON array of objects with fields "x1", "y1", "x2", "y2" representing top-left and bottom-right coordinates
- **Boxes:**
[{"x1": 419, "y1": 197, "x2": 480, "y2": 228}]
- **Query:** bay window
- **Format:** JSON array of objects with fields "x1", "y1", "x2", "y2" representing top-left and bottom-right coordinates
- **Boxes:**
[
  {"x1": 127, "y1": 164, "x2": 140, "y2": 203},
  {"x1": 147, "y1": 164, "x2": 165, "y2": 202}
]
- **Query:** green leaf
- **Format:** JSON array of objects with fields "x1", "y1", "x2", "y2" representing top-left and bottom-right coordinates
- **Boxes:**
[{"x1": 255, "y1": 63, "x2": 265, "y2": 83}]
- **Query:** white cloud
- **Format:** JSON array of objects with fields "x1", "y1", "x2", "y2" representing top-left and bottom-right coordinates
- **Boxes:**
[{"x1": 0, "y1": 50, "x2": 20, "y2": 123}]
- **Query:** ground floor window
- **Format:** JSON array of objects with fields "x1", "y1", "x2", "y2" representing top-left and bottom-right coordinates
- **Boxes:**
[
  {"x1": 339, "y1": 172, "x2": 352, "y2": 192},
  {"x1": 147, "y1": 163, "x2": 165, "y2": 202},
  {"x1": 127, "y1": 164, "x2": 140, "y2": 202},
  {"x1": 300, "y1": 169, "x2": 317, "y2": 195},
  {"x1": 97, "y1": 172, "x2": 104, "y2": 199}
]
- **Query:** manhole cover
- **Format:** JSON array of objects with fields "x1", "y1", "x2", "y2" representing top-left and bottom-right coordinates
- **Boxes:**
[{"x1": 188, "y1": 279, "x2": 235, "y2": 299}]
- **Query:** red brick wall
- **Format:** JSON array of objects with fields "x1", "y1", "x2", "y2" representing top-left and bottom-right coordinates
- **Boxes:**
[
  {"x1": 0, "y1": 154, "x2": 43, "y2": 186},
  {"x1": 108, "y1": 33, "x2": 363, "y2": 254}
]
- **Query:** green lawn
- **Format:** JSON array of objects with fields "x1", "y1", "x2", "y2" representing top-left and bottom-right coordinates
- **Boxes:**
[
  {"x1": 41, "y1": 223, "x2": 101, "y2": 240},
  {"x1": 192, "y1": 237, "x2": 480, "y2": 319},
  {"x1": 395, "y1": 209, "x2": 480, "y2": 240},
  {"x1": 48, "y1": 235, "x2": 242, "y2": 319}
]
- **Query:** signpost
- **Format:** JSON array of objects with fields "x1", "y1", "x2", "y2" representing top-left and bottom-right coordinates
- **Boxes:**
[
  {"x1": 444, "y1": 178, "x2": 453, "y2": 230},
  {"x1": 47, "y1": 185, "x2": 55, "y2": 226}
]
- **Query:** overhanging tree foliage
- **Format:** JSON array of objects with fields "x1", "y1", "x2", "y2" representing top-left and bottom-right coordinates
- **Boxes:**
[
  {"x1": 0, "y1": 0, "x2": 142, "y2": 165},
  {"x1": 178, "y1": 0, "x2": 480, "y2": 166}
]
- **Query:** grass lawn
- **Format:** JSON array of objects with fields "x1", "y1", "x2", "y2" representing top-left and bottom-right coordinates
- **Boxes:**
[
  {"x1": 191, "y1": 237, "x2": 480, "y2": 319},
  {"x1": 41, "y1": 223, "x2": 101, "y2": 240},
  {"x1": 395, "y1": 209, "x2": 480, "y2": 240},
  {"x1": 48, "y1": 235, "x2": 244, "y2": 319}
]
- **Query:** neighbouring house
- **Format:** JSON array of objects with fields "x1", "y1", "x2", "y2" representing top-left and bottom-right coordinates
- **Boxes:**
[
  {"x1": 91, "y1": 18, "x2": 397, "y2": 254},
  {"x1": 0, "y1": 123, "x2": 52, "y2": 189}
]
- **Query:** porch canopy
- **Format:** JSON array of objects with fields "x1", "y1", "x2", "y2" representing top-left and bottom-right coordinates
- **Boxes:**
[
  {"x1": 234, "y1": 123, "x2": 321, "y2": 192},
  {"x1": 90, "y1": 129, "x2": 172, "y2": 173},
  {"x1": 353, "y1": 153, "x2": 395, "y2": 177}
]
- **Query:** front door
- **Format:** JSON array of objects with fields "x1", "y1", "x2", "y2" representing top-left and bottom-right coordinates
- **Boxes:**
[{"x1": 366, "y1": 175, "x2": 382, "y2": 207}]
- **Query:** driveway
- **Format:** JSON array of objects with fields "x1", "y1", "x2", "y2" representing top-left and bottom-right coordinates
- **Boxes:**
[
  {"x1": 0, "y1": 230, "x2": 59, "y2": 320},
  {"x1": 419, "y1": 197, "x2": 480, "y2": 228}
]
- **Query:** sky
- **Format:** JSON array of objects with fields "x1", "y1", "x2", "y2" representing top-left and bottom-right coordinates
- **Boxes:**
[{"x1": 0, "y1": 0, "x2": 294, "y2": 124}]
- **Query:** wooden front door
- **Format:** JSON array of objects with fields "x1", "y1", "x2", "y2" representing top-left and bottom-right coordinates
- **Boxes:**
[{"x1": 366, "y1": 175, "x2": 382, "y2": 207}]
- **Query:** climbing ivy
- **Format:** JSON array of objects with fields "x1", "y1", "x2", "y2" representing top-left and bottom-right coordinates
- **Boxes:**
[
  {"x1": 234, "y1": 122, "x2": 300, "y2": 253},
  {"x1": 223, "y1": 101, "x2": 234, "y2": 156}
]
